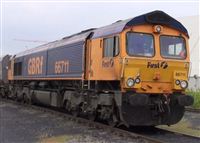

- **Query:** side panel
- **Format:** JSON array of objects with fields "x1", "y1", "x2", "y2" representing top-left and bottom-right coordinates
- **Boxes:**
[
  {"x1": 23, "y1": 51, "x2": 47, "y2": 77},
  {"x1": 47, "y1": 41, "x2": 85, "y2": 78},
  {"x1": 13, "y1": 42, "x2": 85, "y2": 80}
]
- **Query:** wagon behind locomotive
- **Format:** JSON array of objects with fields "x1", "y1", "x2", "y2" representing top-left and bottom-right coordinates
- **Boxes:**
[
  {"x1": 0, "y1": 55, "x2": 11, "y2": 97},
  {"x1": 0, "y1": 55, "x2": 11, "y2": 83}
]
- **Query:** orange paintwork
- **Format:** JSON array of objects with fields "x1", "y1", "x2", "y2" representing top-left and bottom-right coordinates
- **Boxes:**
[
  {"x1": 8, "y1": 58, "x2": 14, "y2": 81},
  {"x1": 86, "y1": 38, "x2": 121, "y2": 80},
  {"x1": 86, "y1": 24, "x2": 190, "y2": 94}
]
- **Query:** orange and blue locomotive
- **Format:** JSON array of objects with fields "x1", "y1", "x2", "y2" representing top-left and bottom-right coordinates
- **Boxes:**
[{"x1": 0, "y1": 11, "x2": 194, "y2": 126}]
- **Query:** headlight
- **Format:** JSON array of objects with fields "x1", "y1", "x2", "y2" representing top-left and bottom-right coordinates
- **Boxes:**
[
  {"x1": 127, "y1": 78, "x2": 134, "y2": 87},
  {"x1": 180, "y1": 80, "x2": 188, "y2": 89},
  {"x1": 154, "y1": 25, "x2": 162, "y2": 33},
  {"x1": 156, "y1": 25, "x2": 161, "y2": 33}
]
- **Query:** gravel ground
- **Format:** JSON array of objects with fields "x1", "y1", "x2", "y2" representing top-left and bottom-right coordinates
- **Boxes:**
[{"x1": 0, "y1": 101, "x2": 146, "y2": 143}]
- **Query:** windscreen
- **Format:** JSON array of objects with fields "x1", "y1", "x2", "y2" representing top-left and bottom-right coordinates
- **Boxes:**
[
  {"x1": 126, "y1": 32, "x2": 154, "y2": 57},
  {"x1": 160, "y1": 36, "x2": 186, "y2": 59}
]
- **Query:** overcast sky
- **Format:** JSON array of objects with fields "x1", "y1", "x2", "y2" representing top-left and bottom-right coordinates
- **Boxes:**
[{"x1": 1, "y1": 1, "x2": 199, "y2": 56}]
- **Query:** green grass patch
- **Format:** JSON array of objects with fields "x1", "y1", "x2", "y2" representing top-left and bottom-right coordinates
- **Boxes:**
[{"x1": 186, "y1": 90, "x2": 200, "y2": 109}]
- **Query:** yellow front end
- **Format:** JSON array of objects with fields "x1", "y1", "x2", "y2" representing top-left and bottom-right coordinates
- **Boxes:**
[
  {"x1": 120, "y1": 24, "x2": 190, "y2": 94},
  {"x1": 119, "y1": 25, "x2": 193, "y2": 126},
  {"x1": 122, "y1": 58, "x2": 189, "y2": 94}
]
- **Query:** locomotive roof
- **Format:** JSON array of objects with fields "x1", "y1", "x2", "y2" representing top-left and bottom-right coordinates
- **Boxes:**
[
  {"x1": 92, "y1": 10, "x2": 189, "y2": 38},
  {"x1": 15, "y1": 30, "x2": 94, "y2": 58},
  {"x1": 15, "y1": 10, "x2": 188, "y2": 58}
]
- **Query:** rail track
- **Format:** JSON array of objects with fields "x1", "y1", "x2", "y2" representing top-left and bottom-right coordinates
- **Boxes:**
[
  {"x1": 0, "y1": 97, "x2": 199, "y2": 143},
  {"x1": 185, "y1": 107, "x2": 200, "y2": 113},
  {"x1": 143, "y1": 127, "x2": 200, "y2": 143}
]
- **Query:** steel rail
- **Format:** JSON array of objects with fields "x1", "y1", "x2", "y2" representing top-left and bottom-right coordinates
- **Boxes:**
[{"x1": 185, "y1": 107, "x2": 200, "y2": 113}]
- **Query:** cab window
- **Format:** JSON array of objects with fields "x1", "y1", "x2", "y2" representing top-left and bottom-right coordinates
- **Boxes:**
[
  {"x1": 103, "y1": 36, "x2": 119, "y2": 57},
  {"x1": 160, "y1": 35, "x2": 186, "y2": 59},
  {"x1": 126, "y1": 32, "x2": 154, "y2": 57},
  {"x1": 14, "y1": 62, "x2": 22, "y2": 76}
]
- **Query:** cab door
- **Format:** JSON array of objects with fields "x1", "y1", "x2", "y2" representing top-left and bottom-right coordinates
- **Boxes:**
[{"x1": 88, "y1": 36, "x2": 121, "y2": 80}]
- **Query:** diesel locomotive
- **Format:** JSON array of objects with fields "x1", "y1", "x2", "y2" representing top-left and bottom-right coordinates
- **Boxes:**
[{"x1": 0, "y1": 11, "x2": 194, "y2": 126}]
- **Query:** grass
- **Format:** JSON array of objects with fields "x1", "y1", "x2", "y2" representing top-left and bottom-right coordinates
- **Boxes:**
[{"x1": 186, "y1": 90, "x2": 200, "y2": 109}]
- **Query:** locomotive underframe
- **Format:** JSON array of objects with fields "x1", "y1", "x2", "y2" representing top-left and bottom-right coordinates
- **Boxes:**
[{"x1": 0, "y1": 79, "x2": 193, "y2": 126}]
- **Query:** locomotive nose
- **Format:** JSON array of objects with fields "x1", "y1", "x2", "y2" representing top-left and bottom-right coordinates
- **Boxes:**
[{"x1": 122, "y1": 58, "x2": 189, "y2": 94}]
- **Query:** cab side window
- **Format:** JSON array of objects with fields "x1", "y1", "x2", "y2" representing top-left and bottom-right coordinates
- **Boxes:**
[
  {"x1": 14, "y1": 62, "x2": 22, "y2": 76},
  {"x1": 103, "y1": 36, "x2": 119, "y2": 57}
]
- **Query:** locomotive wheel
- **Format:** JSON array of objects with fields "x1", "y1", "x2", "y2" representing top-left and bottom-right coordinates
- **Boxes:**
[
  {"x1": 4, "y1": 92, "x2": 8, "y2": 99},
  {"x1": 71, "y1": 109, "x2": 79, "y2": 117},
  {"x1": 71, "y1": 105, "x2": 81, "y2": 117},
  {"x1": 13, "y1": 90, "x2": 18, "y2": 101},
  {"x1": 21, "y1": 94, "x2": 25, "y2": 104},
  {"x1": 107, "y1": 115, "x2": 117, "y2": 127},
  {"x1": 64, "y1": 100, "x2": 71, "y2": 113},
  {"x1": 16, "y1": 90, "x2": 22, "y2": 102},
  {"x1": 13, "y1": 95, "x2": 17, "y2": 101},
  {"x1": 1, "y1": 90, "x2": 6, "y2": 98},
  {"x1": 107, "y1": 101, "x2": 119, "y2": 127},
  {"x1": 87, "y1": 112, "x2": 96, "y2": 121},
  {"x1": 24, "y1": 95, "x2": 31, "y2": 105}
]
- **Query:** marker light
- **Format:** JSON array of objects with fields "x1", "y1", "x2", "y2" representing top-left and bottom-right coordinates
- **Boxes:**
[
  {"x1": 135, "y1": 78, "x2": 141, "y2": 84},
  {"x1": 175, "y1": 80, "x2": 180, "y2": 85}
]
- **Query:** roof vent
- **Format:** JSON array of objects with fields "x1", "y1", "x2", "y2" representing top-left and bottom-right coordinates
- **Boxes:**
[{"x1": 145, "y1": 11, "x2": 171, "y2": 24}]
